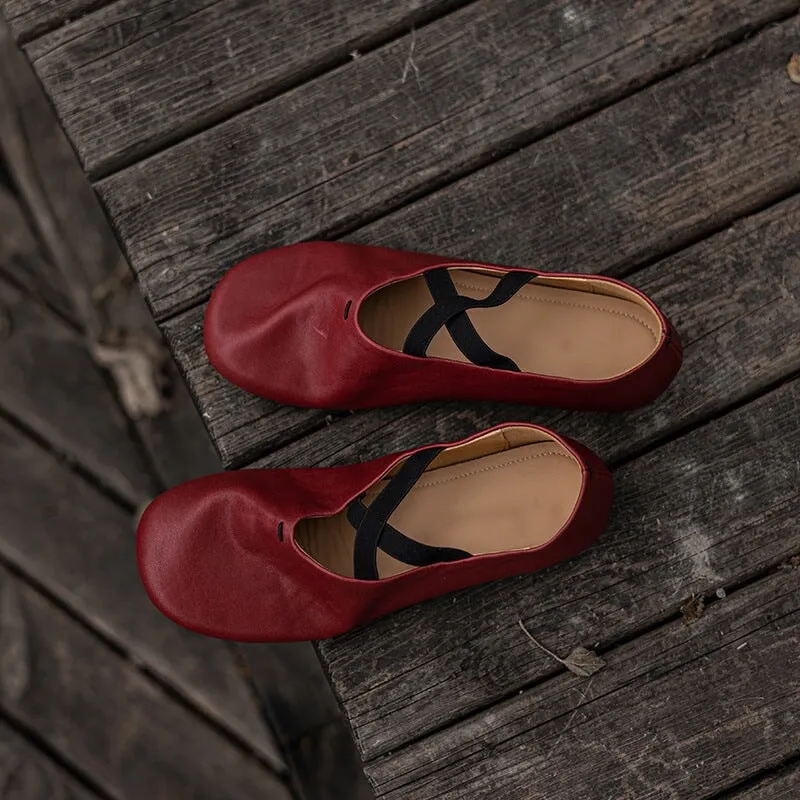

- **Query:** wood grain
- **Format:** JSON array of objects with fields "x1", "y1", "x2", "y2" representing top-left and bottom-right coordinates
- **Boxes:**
[
  {"x1": 317, "y1": 376, "x2": 800, "y2": 759},
  {"x1": 25, "y1": 0, "x2": 471, "y2": 175},
  {"x1": 0, "y1": 0, "x2": 108, "y2": 43},
  {"x1": 95, "y1": 0, "x2": 799, "y2": 320},
  {"x1": 0, "y1": 275, "x2": 155, "y2": 504},
  {"x1": 0, "y1": 564, "x2": 292, "y2": 800},
  {"x1": 0, "y1": 414, "x2": 283, "y2": 770},
  {"x1": 0, "y1": 719, "x2": 97, "y2": 800},
  {"x1": 365, "y1": 568, "x2": 800, "y2": 798}
]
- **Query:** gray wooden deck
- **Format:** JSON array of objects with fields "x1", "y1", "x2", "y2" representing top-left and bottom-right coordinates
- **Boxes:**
[
  {"x1": 3, "y1": 0, "x2": 799, "y2": 797},
  {"x1": 0, "y1": 15, "x2": 367, "y2": 799}
]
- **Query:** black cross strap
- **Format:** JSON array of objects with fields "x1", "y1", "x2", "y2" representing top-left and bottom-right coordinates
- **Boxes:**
[
  {"x1": 403, "y1": 268, "x2": 533, "y2": 371},
  {"x1": 347, "y1": 447, "x2": 471, "y2": 581}
]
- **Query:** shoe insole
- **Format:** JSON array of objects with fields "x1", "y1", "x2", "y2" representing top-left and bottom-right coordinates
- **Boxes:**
[
  {"x1": 295, "y1": 442, "x2": 582, "y2": 579},
  {"x1": 359, "y1": 270, "x2": 660, "y2": 380}
]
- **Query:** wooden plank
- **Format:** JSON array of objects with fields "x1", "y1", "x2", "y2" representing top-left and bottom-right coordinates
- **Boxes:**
[
  {"x1": 0, "y1": 275, "x2": 155, "y2": 504},
  {"x1": 0, "y1": 182, "x2": 72, "y2": 320},
  {"x1": 25, "y1": 0, "x2": 471, "y2": 175},
  {"x1": 365, "y1": 567, "x2": 800, "y2": 798},
  {"x1": 729, "y1": 765, "x2": 800, "y2": 799},
  {"x1": 0, "y1": 565, "x2": 291, "y2": 799},
  {"x1": 94, "y1": 0, "x2": 799, "y2": 321},
  {"x1": 0, "y1": 415, "x2": 284, "y2": 771},
  {"x1": 242, "y1": 642, "x2": 374, "y2": 800},
  {"x1": 0, "y1": 0, "x2": 108, "y2": 43},
  {"x1": 172, "y1": 188, "x2": 800, "y2": 470},
  {"x1": 316, "y1": 375, "x2": 800, "y2": 760},
  {"x1": 0, "y1": 719, "x2": 97, "y2": 800}
]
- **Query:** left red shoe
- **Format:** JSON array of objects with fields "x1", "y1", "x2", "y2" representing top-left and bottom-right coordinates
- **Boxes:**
[
  {"x1": 204, "y1": 241, "x2": 682, "y2": 411},
  {"x1": 137, "y1": 423, "x2": 613, "y2": 642}
]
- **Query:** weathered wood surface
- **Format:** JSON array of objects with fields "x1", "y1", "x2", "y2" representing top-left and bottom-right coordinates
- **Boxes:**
[
  {"x1": 96, "y1": 0, "x2": 798, "y2": 321},
  {"x1": 0, "y1": 719, "x2": 97, "y2": 800},
  {"x1": 366, "y1": 567, "x2": 800, "y2": 799},
  {"x1": 0, "y1": 414, "x2": 283, "y2": 769},
  {"x1": 0, "y1": 565, "x2": 292, "y2": 800},
  {"x1": 0, "y1": 22, "x2": 118, "y2": 343},
  {"x1": 318, "y1": 376, "x2": 800, "y2": 759},
  {"x1": 0, "y1": 0, "x2": 104, "y2": 43},
  {"x1": 1, "y1": 16, "x2": 292, "y2": 785},
  {"x1": 354, "y1": 12, "x2": 800, "y2": 273},
  {"x1": 23, "y1": 0, "x2": 470, "y2": 175},
  {"x1": 0, "y1": 275, "x2": 155, "y2": 504},
  {"x1": 164, "y1": 14, "x2": 800, "y2": 468}
]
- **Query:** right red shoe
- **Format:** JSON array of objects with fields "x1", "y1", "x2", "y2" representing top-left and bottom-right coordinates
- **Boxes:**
[
  {"x1": 204, "y1": 241, "x2": 682, "y2": 411},
  {"x1": 137, "y1": 423, "x2": 613, "y2": 642}
]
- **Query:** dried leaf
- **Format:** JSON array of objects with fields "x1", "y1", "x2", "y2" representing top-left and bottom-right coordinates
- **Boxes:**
[
  {"x1": 518, "y1": 620, "x2": 606, "y2": 678},
  {"x1": 561, "y1": 646, "x2": 606, "y2": 678},
  {"x1": 681, "y1": 594, "x2": 705, "y2": 624}
]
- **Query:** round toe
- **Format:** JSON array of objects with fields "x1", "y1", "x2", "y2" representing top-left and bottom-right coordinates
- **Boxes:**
[{"x1": 136, "y1": 472, "x2": 286, "y2": 640}]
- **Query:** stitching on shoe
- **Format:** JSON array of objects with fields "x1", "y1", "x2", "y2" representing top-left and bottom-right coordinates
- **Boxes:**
[
  {"x1": 451, "y1": 278, "x2": 660, "y2": 342},
  {"x1": 410, "y1": 450, "x2": 573, "y2": 491}
]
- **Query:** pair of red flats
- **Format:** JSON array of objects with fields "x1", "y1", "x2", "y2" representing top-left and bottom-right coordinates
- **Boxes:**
[{"x1": 138, "y1": 243, "x2": 682, "y2": 642}]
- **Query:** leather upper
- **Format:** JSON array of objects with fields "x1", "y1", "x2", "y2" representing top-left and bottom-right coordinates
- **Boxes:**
[
  {"x1": 137, "y1": 424, "x2": 613, "y2": 641},
  {"x1": 204, "y1": 242, "x2": 682, "y2": 411}
]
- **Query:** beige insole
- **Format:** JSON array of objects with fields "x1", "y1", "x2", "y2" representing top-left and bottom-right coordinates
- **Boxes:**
[
  {"x1": 359, "y1": 270, "x2": 660, "y2": 380},
  {"x1": 294, "y1": 442, "x2": 582, "y2": 579}
]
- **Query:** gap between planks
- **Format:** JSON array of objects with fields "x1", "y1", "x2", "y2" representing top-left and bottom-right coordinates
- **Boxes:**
[
  {"x1": 0, "y1": 403, "x2": 137, "y2": 512},
  {"x1": 0, "y1": 707, "x2": 111, "y2": 800}
]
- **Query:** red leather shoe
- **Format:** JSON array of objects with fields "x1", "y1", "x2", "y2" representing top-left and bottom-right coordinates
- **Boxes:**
[
  {"x1": 137, "y1": 423, "x2": 613, "y2": 642},
  {"x1": 205, "y1": 242, "x2": 681, "y2": 411}
]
